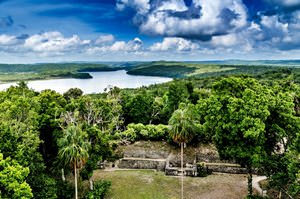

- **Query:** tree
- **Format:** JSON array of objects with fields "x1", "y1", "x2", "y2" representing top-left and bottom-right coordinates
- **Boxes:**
[
  {"x1": 37, "y1": 89, "x2": 66, "y2": 167},
  {"x1": 261, "y1": 80, "x2": 300, "y2": 198},
  {"x1": 0, "y1": 84, "x2": 57, "y2": 199},
  {"x1": 198, "y1": 77, "x2": 272, "y2": 196},
  {"x1": 168, "y1": 103, "x2": 199, "y2": 199},
  {"x1": 63, "y1": 88, "x2": 83, "y2": 101},
  {"x1": 57, "y1": 125, "x2": 90, "y2": 199},
  {"x1": 0, "y1": 153, "x2": 33, "y2": 198},
  {"x1": 80, "y1": 126, "x2": 112, "y2": 191},
  {"x1": 122, "y1": 89, "x2": 154, "y2": 124},
  {"x1": 165, "y1": 81, "x2": 189, "y2": 117}
]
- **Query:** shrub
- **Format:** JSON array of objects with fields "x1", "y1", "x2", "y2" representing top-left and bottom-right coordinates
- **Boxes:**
[
  {"x1": 196, "y1": 163, "x2": 212, "y2": 177},
  {"x1": 56, "y1": 181, "x2": 74, "y2": 199},
  {"x1": 119, "y1": 123, "x2": 169, "y2": 142},
  {"x1": 85, "y1": 180, "x2": 111, "y2": 199}
]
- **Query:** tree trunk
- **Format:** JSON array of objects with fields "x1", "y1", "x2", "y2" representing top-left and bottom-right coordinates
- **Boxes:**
[
  {"x1": 278, "y1": 190, "x2": 281, "y2": 199},
  {"x1": 89, "y1": 179, "x2": 93, "y2": 190},
  {"x1": 61, "y1": 168, "x2": 65, "y2": 181},
  {"x1": 247, "y1": 166, "x2": 253, "y2": 196},
  {"x1": 74, "y1": 162, "x2": 78, "y2": 199},
  {"x1": 181, "y1": 142, "x2": 184, "y2": 199}
]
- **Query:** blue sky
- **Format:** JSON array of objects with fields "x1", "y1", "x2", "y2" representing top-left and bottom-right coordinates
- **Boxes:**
[{"x1": 0, "y1": 0, "x2": 300, "y2": 63}]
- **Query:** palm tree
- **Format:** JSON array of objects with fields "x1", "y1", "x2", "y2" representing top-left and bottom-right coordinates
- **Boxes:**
[
  {"x1": 168, "y1": 104, "x2": 198, "y2": 199},
  {"x1": 58, "y1": 125, "x2": 90, "y2": 199}
]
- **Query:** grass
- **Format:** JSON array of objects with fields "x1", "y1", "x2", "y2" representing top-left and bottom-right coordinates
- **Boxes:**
[
  {"x1": 92, "y1": 169, "x2": 248, "y2": 199},
  {"x1": 187, "y1": 65, "x2": 236, "y2": 77},
  {"x1": 126, "y1": 62, "x2": 237, "y2": 78}
]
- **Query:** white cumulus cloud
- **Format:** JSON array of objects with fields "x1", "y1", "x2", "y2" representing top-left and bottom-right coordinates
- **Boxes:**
[
  {"x1": 95, "y1": 34, "x2": 115, "y2": 44},
  {"x1": 150, "y1": 37, "x2": 199, "y2": 51},
  {"x1": 87, "y1": 37, "x2": 143, "y2": 53},
  {"x1": 117, "y1": 0, "x2": 248, "y2": 40},
  {"x1": 0, "y1": 34, "x2": 18, "y2": 45},
  {"x1": 24, "y1": 31, "x2": 90, "y2": 53}
]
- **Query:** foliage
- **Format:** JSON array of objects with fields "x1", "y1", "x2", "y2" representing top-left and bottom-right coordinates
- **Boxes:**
[
  {"x1": 168, "y1": 103, "x2": 200, "y2": 144},
  {"x1": 0, "y1": 153, "x2": 33, "y2": 199},
  {"x1": 57, "y1": 125, "x2": 90, "y2": 169},
  {"x1": 81, "y1": 127, "x2": 112, "y2": 180},
  {"x1": 84, "y1": 180, "x2": 111, "y2": 199},
  {"x1": 29, "y1": 174, "x2": 57, "y2": 199},
  {"x1": 118, "y1": 123, "x2": 169, "y2": 142},
  {"x1": 56, "y1": 181, "x2": 74, "y2": 199},
  {"x1": 198, "y1": 76, "x2": 300, "y2": 197},
  {"x1": 199, "y1": 77, "x2": 271, "y2": 164},
  {"x1": 198, "y1": 77, "x2": 274, "y2": 196},
  {"x1": 63, "y1": 88, "x2": 83, "y2": 101},
  {"x1": 121, "y1": 89, "x2": 154, "y2": 124},
  {"x1": 166, "y1": 81, "x2": 189, "y2": 115},
  {"x1": 0, "y1": 65, "x2": 300, "y2": 198},
  {"x1": 126, "y1": 61, "x2": 236, "y2": 78},
  {"x1": 37, "y1": 89, "x2": 66, "y2": 167},
  {"x1": 57, "y1": 124, "x2": 90, "y2": 199},
  {"x1": 196, "y1": 163, "x2": 212, "y2": 177},
  {"x1": 0, "y1": 63, "x2": 119, "y2": 82}
]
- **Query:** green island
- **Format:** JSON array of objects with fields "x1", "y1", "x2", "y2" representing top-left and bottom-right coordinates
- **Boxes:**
[{"x1": 0, "y1": 61, "x2": 299, "y2": 199}]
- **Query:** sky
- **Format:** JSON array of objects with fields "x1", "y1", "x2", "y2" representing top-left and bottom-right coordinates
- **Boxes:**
[{"x1": 0, "y1": 0, "x2": 300, "y2": 63}]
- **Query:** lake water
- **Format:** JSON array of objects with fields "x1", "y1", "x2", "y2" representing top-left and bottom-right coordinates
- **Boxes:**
[{"x1": 0, "y1": 70, "x2": 172, "y2": 94}]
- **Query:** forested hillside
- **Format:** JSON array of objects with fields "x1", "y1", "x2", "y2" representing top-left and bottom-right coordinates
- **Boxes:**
[
  {"x1": 0, "y1": 69, "x2": 299, "y2": 198},
  {"x1": 0, "y1": 63, "x2": 121, "y2": 82}
]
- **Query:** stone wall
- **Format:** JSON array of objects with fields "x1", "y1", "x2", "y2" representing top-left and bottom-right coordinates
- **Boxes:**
[
  {"x1": 113, "y1": 141, "x2": 246, "y2": 175},
  {"x1": 200, "y1": 163, "x2": 248, "y2": 174},
  {"x1": 118, "y1": 158, "x2": 166, "y2": 171}
]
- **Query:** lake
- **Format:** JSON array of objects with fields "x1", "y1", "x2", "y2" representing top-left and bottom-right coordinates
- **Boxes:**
[{"x1": 0, "y1": 70, "x2": 172, "y2": 94}]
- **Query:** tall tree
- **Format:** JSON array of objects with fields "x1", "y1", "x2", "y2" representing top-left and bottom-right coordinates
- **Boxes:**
[
  {"x1": 198, "y1": 77, "x2": 273, "y2": 196},
  {"x1": 57, "y1": 125, "x2": 90, "y2": 199},
  {"x1": 169, "y1": 103, "x2": 198, "y2": 199},
  {"x1": 261, "y1": 80, "x2": 300, "y2": 198}
]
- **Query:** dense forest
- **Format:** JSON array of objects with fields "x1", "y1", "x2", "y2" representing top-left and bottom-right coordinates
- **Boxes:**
[{"x1": 0, "y1": 68, "x2": 299, "y2": 199}]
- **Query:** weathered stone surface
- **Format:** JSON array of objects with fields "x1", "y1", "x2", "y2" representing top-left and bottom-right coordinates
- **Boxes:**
[
  {"x1": 113, "y1": 141, "x2": 244, "y2": 175},
  {"x1": 201, "y1": 163, "x2": 248, "y2": 174},
  {"x1": 165, "y1": 167, "x2": 178, "y2": 176},
  {"x1": 118, "y1": 158, "x2": 166, "y2": 171},
  {"x1": 117, "y1": 141, "x2": 171, "y2": 159},
  {"x1": 165, "y1": 166, "x2": 197, "y2": 176}
]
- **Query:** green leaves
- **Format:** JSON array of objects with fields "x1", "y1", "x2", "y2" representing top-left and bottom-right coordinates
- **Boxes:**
[
  {"x1": 199, "y1": 77, "x2": 274, "y2": 165},
  {"x1": 199, "y1": 76, "x2": 300, "y2": 197},
  {"x1": 0, "y1": 153, "x2": 33, "y2": 199},
  {"x1": 118, "y1": 123, "x2": 169, "y2": 142},
  {"x1": 57, "y1": 125, "x2": 90, "y2": 168},
  {"x1": 168, "y1": 103, "x2": 199, "y2": 144}
]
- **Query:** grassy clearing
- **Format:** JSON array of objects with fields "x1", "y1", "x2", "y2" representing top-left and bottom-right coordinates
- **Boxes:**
[
  {"x1": 126, "y1": 62, "x2": 237, "y2": 78},
  {"x1": 188, "y1": 65, "x2": 236, "y2": 76},
  {"x1": 92, "y1": 169, "x2": 248, "y2": 199}
]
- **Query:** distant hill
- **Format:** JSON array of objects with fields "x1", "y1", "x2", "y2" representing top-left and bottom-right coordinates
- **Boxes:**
[
  {"x1": 0, "y1": 63, "x2": 122, "y2": 83},
  {"x1": 189, "y1": 60, "x2": 300, "y2": 66},
  {"x1": 1, "y1": 60, "x2": 300, "y2": 83}
]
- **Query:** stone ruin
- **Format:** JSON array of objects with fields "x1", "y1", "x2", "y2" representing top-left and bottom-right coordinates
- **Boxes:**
[{"x1": 106, "y1": 141, "x2": 248, "y2": 176}]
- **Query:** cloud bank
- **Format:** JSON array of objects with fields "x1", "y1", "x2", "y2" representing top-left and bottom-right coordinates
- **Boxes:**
[
  {"x1": 116, "y1": 0, "x2": 300, "y2": 53},
  {"x1": 117, "y1": 0, "x2": 248, "y2": 41}
]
